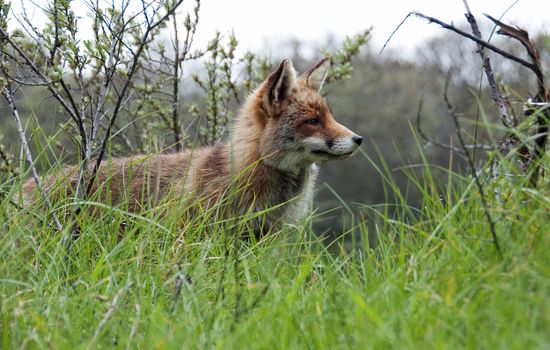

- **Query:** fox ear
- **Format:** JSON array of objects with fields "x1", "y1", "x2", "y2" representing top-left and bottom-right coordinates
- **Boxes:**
[
  {"x1": 264, "y1": 59, "x2": 296, "y2": 107},
  {"x1": 301, "y1": 57, "x2": 331, "y2": 92}
]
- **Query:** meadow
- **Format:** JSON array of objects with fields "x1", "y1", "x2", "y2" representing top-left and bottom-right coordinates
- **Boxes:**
[
  {"x1": 1, "y1": 145, "x2": 549, "y2": 349},
  {"x1": 1, "y1": 1, "x2": 549, "y2": 348}
]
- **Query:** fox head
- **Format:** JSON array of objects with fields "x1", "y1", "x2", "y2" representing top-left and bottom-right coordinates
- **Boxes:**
[{"x1": 250, "y1": 57, "x2": 363, "y2": 171}]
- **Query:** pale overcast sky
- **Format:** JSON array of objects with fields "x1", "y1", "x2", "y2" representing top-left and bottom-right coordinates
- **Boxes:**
[
  {"x1": 192, "y1": 0, "x2": 550, "y2": 53},
  {"x1": 9, "y1": 0, "x2": 550, "y2": 55}
]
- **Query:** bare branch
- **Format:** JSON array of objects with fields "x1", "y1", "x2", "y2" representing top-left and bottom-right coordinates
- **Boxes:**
[
  {"x1": 443, "y1": 72, "x2": 503, "y2": 258},
  {"x1": 484, "y1": 14, "x2": 547, "y2": 99},
  {"x1": 380, "y1": 13, "x2": 412, "y2": 55},
  {"x1": 411, "y1": 12, "x2": 537, "y2": 72},
  {"x1": 1, "y1": 84, "x2": 63, "y2": 232},
  {"x1": 50, "y1": 0, "x2": 60, "y2": 63},
  {"x1": 412, "y1": 8, "x2": 548, "y2": 186},
  {"x1": 170, "y1": 10, "x2": 182, "y2": 151},
  {"x1": 88, "y1": 25, "x2": 120, "y2": 153},
  {"x1": 169, "y1": 273, "x2": 185, "y2": 313},
  {"x1": 415, "y1": 95, "x2": 495, "y2": 155},
  {"x1": 86, "y1": 0, "x2": 184, "y2": 196},
  {"x1": 462, "y1": 2, "x2": 515, "y2": 128},
  {"x1": 0, "y1": 27, "x2": 86, "y2": 140},
  {"x1": 1, "y1": 74, "x2": 53, "y2": 86},
  {"x1": 481, "y1": 14, "x2": 549, "y2": 185},
  {"x1": 88, "y1": 280, "x2": 132, "y2": 350}
]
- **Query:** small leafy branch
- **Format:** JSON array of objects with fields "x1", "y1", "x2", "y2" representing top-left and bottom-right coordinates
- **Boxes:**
[
  {"x1": 323, "y1": 28, "x2": 371, "y2": 84},
  {"x1": 0, "y1": 0, "x2": 188, "y2": 240},
  {"x1": 192, "y1": 32, "x2": 241, "y2": 145},
  {"x1": 121, "y1": 0, "x2": 206, "y2": 153}
]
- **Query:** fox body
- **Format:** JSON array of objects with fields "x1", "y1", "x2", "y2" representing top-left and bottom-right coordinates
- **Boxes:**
[{"x1": 23, "y1": 57, "x2": 363, "y2": 233}]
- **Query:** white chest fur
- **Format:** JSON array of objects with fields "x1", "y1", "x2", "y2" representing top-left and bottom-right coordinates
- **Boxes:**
[{"x1": 283, "y1": 163, "x2": 319, "y2": 225}]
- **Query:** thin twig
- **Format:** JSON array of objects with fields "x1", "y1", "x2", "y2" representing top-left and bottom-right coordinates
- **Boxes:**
[
  {"x1": 462, "y1": 1, "x2": 515, "y2": 128},
  {"x1": 481, "y1": 14, "x2": 550, "y2": 185},
  {"x1": 413, "y1": 7, "x2": 548, "y2": 186},
  {"x1": 380, "y1": 13, "x2": 412, "y2": 55},
  {"x1": 1, "y1": 85, "x2": 64, "y2": 233},
  {"x1": 171, "y1": 10, "x2": 182, "y2": 151},
  {"x1": 0, "y1": 27, "x2": 85, "y2": 137},
  {"x1": 485, "y1": 13, "x2": 546, "y2": 98},
  {"x1": 63, "y1": 0, "x2": 183, "y2": 253},
  {"x1": 169, "y1": 273, "x2": 184, "y2": 313},
  {"x1": 1, "y1": 74, "x2": 54, "y2": 86},
  {"x1": 88, "y1": 280, "x2": 132, "y2": 350},
  {"x1": 74, "y1": 12, "x2": 122, "y2": 203},
  {"x1": 49, "y1": 0, "x2": 60, "y2": 62},
  {"x1": 411, "y1": 12, "x2": 536, "y2": 72},
  {"x1": 443, "y1": 72, "x2": 503, "y2": 258},
  {"x1": 85, "y1": 0, "x2": 184, "y2": 197},
  {"x1": 415, "y1": 94, "x2": 494, "y2": 155}
]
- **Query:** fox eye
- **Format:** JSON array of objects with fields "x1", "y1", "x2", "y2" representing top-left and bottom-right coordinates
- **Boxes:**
[{"x1": 306, "y1": 117, "x2": 321, "y2": 126}]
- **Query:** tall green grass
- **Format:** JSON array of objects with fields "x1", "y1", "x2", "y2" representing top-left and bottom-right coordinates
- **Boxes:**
[{"x1": 1, "y1": 131, "x2": 549, "y2": 349}]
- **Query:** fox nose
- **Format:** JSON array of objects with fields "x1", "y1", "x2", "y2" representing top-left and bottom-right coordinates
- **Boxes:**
[{"x1": 352, "y1": 135, "x2": 363, "y2": 146}]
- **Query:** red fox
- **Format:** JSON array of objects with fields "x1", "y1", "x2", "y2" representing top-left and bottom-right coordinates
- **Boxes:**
[{"x1": 23, "y1": 57, "x2": 363, "y2": 234}]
